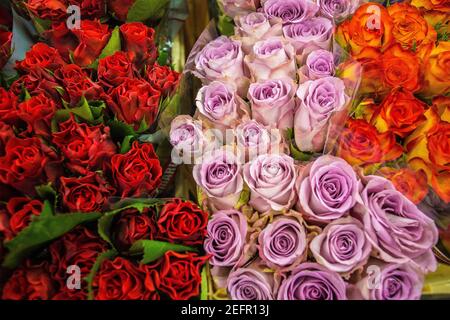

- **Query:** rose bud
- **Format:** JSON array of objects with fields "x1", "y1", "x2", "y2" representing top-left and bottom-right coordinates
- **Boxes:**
[
  {"x1": 283, "y1": 17, "x2": 333, "y2": 54},
  {"x1": 107, "y1": 0, "x2": 136, "y2": 21},
  {"x1": 354, "y1": 175, "x2": 438, "y2": 273},
  {"x1": 69, "y1": 0, "x2": 107, "y2": 19},
  {"x1": 296, "y1": 155, "x2": 360, "y2": 224},
  {"x1": 120, "y1": 22, "x2": 157, "y2": 67},
  {"x1": 248, "y1": 78, "x2": 297, "y2": 131},
  {"x1": 310, "y1": 216, "x2": 371, "y2": 275},
  {"x1": 294, "y1": 76, "x2": 349, "y2": 152},
  {"x1": 218, "y1": 0, "x2": 260, "y2": 18},
  {"x1": 0, "y1": 87, "x2": 18, "y2": 124},
  {"x1": 245, "y1": 37, "x2": 296, "y2": 82},
  {"x1": 97, "y1": 51, "x2": 135, "y2": 90},
  {"x1": 298, "y1": 49, "x2": 336, "y2": 82},
  {"x1": 16, "y1": 43, "x2": 65, "y2": 73},
  {"x1": 318, "y1": 0, "x2": 359, "y2": 22},
  {"x1": 277, "y1": 262, "x2": 347, "y2": 300},
  {"x1": 243, "y1": 153, "x2": 297, "y2": 212},
  {"x1": 17, "y1": 93, "x2": 56, "y2": 138},
  {"x1": 263, "y1": 0, "x2": 319, "y2": 24},
  {"x1": 10, "y1": 67, "x2": 61, "y2": 103},
  {"x1": 193, "y1": 148, "x2": 244, "y2": 211},
  {"x1": 25, "y1": 0, "x2": 67, "y2": 22}
]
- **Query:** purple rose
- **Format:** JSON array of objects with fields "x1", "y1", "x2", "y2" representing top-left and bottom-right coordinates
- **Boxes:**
[
  {"x1": 193, "y1": 148, "x2": 244, "y2": 210},
  {"x1": 318, "y1": 0, "x2": 359, "y2": 22},
  {"x1": 296, "y1": 155, "x2": 359, "y2": 223},
  {"x1": 310, "y1": 216, "x2": 371, "y2": 275},
  {"x1": 298, "y1": 49, "x2": 336, "y2": 82},
  {"x1": 234, "y1": 12, "x2": 283, "y2": 54},
  {"x1": 351, "y1": 262, "x2": 424, "y2": 300},
  {"x1": 245, "y1": 37, "x2": 296, "y2": 81},
  {"x1": 277, "y1": 262, "x2": 347, "y2": 300},
  {"x1": 195, "y1": 81, "x2": 250, "y2": 132},
  {"x1": 258, "y1": 215, "x2": 307, "y2": 270},
  {"x1": 294, "y1": 76, "x2": 349, "y2": 152},
  {"x1": 204, "y1": 210, "x2": 247, "y2": 267},
  {"x1": 194, "y1": 36, "x2": 247, "y2": 95},
  {"x1": 263, "y1": 0, "x2": 319, "y2": 24},
  {"x1": 243, "y1": 153, "x2": 297, "y2": 212},
  {"x1": 248, "y1": 78, "x2": 297, "y2": 130},
  {"x1": 218, "y1": 0, "x2": 260, "y2": 18},
  {"x1": 227, "y1": 263, "x2": 275, "y2": 300},
  {"x1": 283, "y1": 17, "x2": 333, "y2": 54},
  {"x1": 355, "y1": 175, "x2": 438, "y2": 273}
]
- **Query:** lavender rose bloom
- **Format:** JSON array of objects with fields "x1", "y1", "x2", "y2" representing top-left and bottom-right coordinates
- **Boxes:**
[
  {"x1": 263, "y1": 0, "x2": 319, "y2": 24},
  {"x1": 258, "y1": 216, "x2": 307, "y2": 269},
  {"x1": 283, "y1": 17, "x2": 333, "y2": 54},
  {"x1": 193, "y1": 149, "x2": 244, "y2": 210},
  {"x1": 227, "y1": 265, "x2": 275, "y2": 300},
  {"x1": 318, "y1": 0, "x2": 359, "y2": 22},
  {"x1": 245, "y1": 37, "x2": 296, "y2": 82},
  {"x1": 355, "y1": 176, "x2": 438, "y2": 273},
  {"x1": 248, "y1": 78, "x2": 297, "y2": 130},
  {"x1": 296, "y1": 155, "x2": 359, "y2": 223},
  {"x1": 277, "y1": 263, "x2": 347, "y2": 300},
  {"x1": 218, "y1": 0, "x2": 260, "y2": 18},
  {"x1": 352, "y1": 262, "x2": 424, "y2": 300},
  {"x1": 310, "y1": 216, "x2": 371, "y2": 275},
  {"x1": 298, "y1": 49, "x2": 336, "y2": 82},
  {"x1": 196, "y1": 81, "x2": 250, "y2": 131},
  {"x1": 204, "y1": 210, "x2": 247, "y2": 267},
  {"x1": 244, "y1": 153, "x2": 297, "y2": 212},
  {"x1": 294, "y1": 76, "x2": 349, "y2": 152}
]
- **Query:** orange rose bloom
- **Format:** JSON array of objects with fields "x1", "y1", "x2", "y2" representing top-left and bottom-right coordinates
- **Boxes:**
[
  {"x1": 419, "y1": 41, "x2": 450, "y2": 98},
  {"x1": 371, "y1": 88, "x2": 427, "y2": 137},
  {"x1": 428, "y1": 122, "x2": 450, "y2": 171},
  {"x1": 378, "y1": 167, "x2": 428, "y2": 204},
  {"x1": 433, "y1": 96, "x2": 450, "y2": 123},
  {"x1": 337, "y1": 119, "x2": 403, "y2": 167},
  {"x1": 352, "y1": 47, "x2": 387, "y2": 95},
  {"x1": 387, "y1": 3, "x2": 437, "y2": 50},
  {"x1": 411, "y1": 0, "x2": 450, "y2": 13},
  {"x1": 336, "y1": 3, "x2": 394, "y2": 55},
  {"x1": 381, "y1": 44, "x2": 422, "y2": 92}
]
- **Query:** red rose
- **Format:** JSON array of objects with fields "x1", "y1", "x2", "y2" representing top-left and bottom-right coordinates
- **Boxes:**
[
  {"x1": 25, "y1": 0, "x2": 68, "y2": 22},
  {"x1": 107, "y1": 0, "x2": 135, "y2": 21},
  {"x1": 10, "y1": 67, "x2": 61, "y2": 103},
  {"x1": 44, "y1": 22, "x2": 78, "y2": 62},
  {"x1": 0, "y1": 30, "x2": 12, "y2": 70},
  {"x1": 0, "y1": 137, "x2": 53, "y2": 194},
  {"x1": 0, "y1": 87, "x2": 18, "y2": 124},
  {"x1": 72, "y1": 20, "x2": 111, "y2": 67},
  {"x1": 16, "y1": 43, "x2": 65, "y2": 73},
  {"x1": 107, "y1": 78, "x2": 160, "y2": 130},
  {"x1": 98, "y1": 51, "x2": 135, "y2": 90},
  {"x1": 68, "y1": 0, "x2": 106, "y2": 19},
  {"x1": 157, "y1": 251, "x2": 208, "y2": 300},
  {"x1": 0, "y1": 197, "x2": 43, "y2": 241},
  {"x1": 2, "y1": 260, "x2": 56, "y2": 300},
  {"x1": 59, "y1": 172, "x2": 115, "y2": 212},
  {"x1": 111, "y1": 207, "x2": 157, "y2": 251},
  {"x1": 54, "y1": 64, "x2": 103, "y2": 106},
  {"x1": 157, "y1": 199, "x2": 208, "y2": 245},
  {"x1": 93, "y1": 256, "x2": 160, "y2": 300},
  {"x1": 120, "y1": 22, "x2": 157, "y2": 67},
  {"x1": 52, "y1": 116, "x2": 117, "y2": 175},
  {"x1": 0, "y1": 121, "x2": 14, "y2": 156},
  {"x1": 111, "y1": 141, "x2": 162, "y2": 197},
  {"x1": 147, "y1": 63, "x2": 180, "y2": 96},
  {"x1": 51, "y1": 288, "x2": 87, "y2": 300},
  {"x1": 17, "y1": 93, "x2": 56, "y2": 138}
]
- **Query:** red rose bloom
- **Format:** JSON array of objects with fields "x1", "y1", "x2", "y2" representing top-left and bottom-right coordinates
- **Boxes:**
[
  {"x1": 52, "y1": 116, "x2": 117, "y2": 175},
  {"x1": 0, "y1": 197, "x2": 43, "y2": 241},
  {"x1": 111, "y1": 207, "x2": 157, "y2": 251},
  {"x1": 157, "y1": 199, "x2": 208, "y2": 245},
  {"x1": 0, "y1": 87, "x2": 18, "y2": 123},
  {"x1": 107, "y1": 0, "x2": 135, "y2": 21},
  {"x1": 147, "y1": 63, "x2": 180, "y2": 96},
  {"x1": 72, "y1": 20, "x2": 111, "y2": 67},
  {"x1": 17, "y1": 93, "x2": 56, "y2": 138},
  {"x1": 16, "y1": 43, "x2": 65, "y2": 73},
  {"x1": 107, "y1": 78, "x2": 160, "y2": 130},
  {"x1": 111, "y1": 142, "x2": 162, "y2": 197},
  {"x1": 25, "y1": 0, "x2": 68, "y2": 22},
  {"x1": 10, "y1": 67, "x2": 61, "y2": 103},
  {"x1": 0, "y1": 121, "x2": 14, "y2": 156},
  {"x1": 0, "y1": 30, "x2": 12, "y2": 70},
  {"x1": 120, "y1": 22, "x2": 157, "y2": 67},
  {"x1": 98, "y1": 51, "x2": 135, "y2": 90},
  {"x1": 59, "y1": 172, "x2": 115, "y2": 212},
  {"x1": 55, "y1": 64, "x2": 103, "y2": 106},
  {"x1": 2, "y1": 260, "x2": 56, "y2": 300},
  {"x1": 44, "y1": 22, "x2": 78, "y2": 62},
  {"x1": 93, "y1": 256, "x2": 160, "y2": 300},
  {"x1": 69, "y1": 0, "x2": 106, "y2": 19},
  {"x1": 157, "y1": 251, "x2": 208, "y2": 300}
]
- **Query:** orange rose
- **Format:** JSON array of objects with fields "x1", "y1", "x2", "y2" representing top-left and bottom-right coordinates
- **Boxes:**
[
  {"x1": 411, "y1": 0, "x2": 450, "y2": 13},
  {"x1": 371, "y1": 88, "x2": 427, "y2": 137},
  {"x1": 336, "y1": 3, "x2": 394, "y2": 55},
  {"x1": 378, "y1": 167, "x2": 428, "y2": 204},
  {"x1": 387, "y1": 3, "x2": 437, "y2": 50},
  {"x1": 433, "y1": 96, "x2": 450, "y2": 123},
  {"x1": 381, "y1": 44, "x2": 422, "y2": 92},
  {"x1": 337, "y1": 119, "x2": 403, "y2": 167},
  {"x1": 423, "y1": 10, "x2": 450, "y2": 35},
  {"x1": 352, "y1": 47, "x2": 387, "y2": 95},
  {"x1": 419, "y1": 41, "x2": 450, "y2": 97}
]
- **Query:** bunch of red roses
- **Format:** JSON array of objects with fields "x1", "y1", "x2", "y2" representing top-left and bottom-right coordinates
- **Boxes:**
[{"x1": 1, "y1": 198, "x2": 209, "y2": 300}]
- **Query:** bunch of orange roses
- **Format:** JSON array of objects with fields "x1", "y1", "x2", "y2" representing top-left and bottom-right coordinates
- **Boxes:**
[{"x1": 334, "y1": 1, "x2": 449, "y2": 209}]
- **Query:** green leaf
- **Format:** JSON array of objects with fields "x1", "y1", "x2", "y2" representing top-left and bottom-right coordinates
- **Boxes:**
[
  {"x1": 129, "y1": 240, "x2": 196, "y2": 264},
  {"x1": 2, "y1": 209, "x2": 102, "y2": 269},
  {"x1": 85, "y1": 249, "x2": 118, "y2": 300},
  {"x1": 126, "y1": 0, "x2": 170, "y2": 22},
  {"x1": 200, "y1": 264, "x2": 208, "y2": 300},
  {"x1": 234, "y1": 186, "x2": 249, "y2": 210},
  {"x1": 218, "y1": 14, "x2": 234, "y2": 37},
  {"x1": 138, "y1": 130, "x2": 166, "y2": 145},
  {"x1": 290, "y1": 142, "x2": 313, "y2": 162},
  {"x1": 120, "y1": 135, "x2": 135, "y2": 154},
  {"x1": 35, "y1": 183, "x2": 57, "y2": 205},
  {"x1": 99, "y1": 26, "x2": 121, "y2": 60},
  {"x1": 31, "y1": 16, "x2": 52, "y2": 34},
  {"x1": 107, "y1": 120, "x2": 137, "y2": 144},
  {"x1": 55, "y1": 96, "x2": 94, "y2": 123}
]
